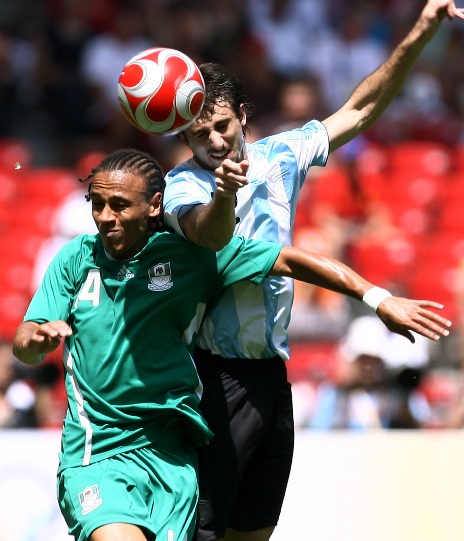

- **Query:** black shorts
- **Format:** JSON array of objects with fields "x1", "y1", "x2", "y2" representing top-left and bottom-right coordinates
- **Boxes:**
[{"x1": 194, "y1": 348, "x2": 294, "y2": 541}]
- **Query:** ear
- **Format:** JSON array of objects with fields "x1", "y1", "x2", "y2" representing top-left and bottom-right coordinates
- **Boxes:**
[
  {"x1": 177, "y1": 132, "x2": 189, "y2": 147},
  {"x1": 239, "y1": 104, "x2": 247, "y2": 126},
  {"x1": 149, "y1": 192, "x2": 163, "y2": 218}
]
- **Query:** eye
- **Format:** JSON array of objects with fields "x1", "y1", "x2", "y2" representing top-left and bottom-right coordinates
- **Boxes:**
[
  {"x1": 193, "y1": 131, "x2": 207, "y2": 141},
  {"x1": 91, "y1": 200, "x2": 104, "y2": 209},
  {"x1": 112, "y1": 202, "x2": 127, "y2": 210}
]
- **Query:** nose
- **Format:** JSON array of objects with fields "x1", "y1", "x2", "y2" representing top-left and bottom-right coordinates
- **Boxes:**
[
  {"x1": 209, "y1": 131, "x2": 223, "y2": 148},
  {"x1": 98, "y1": 204, "x2": 115, "y2": 223}
]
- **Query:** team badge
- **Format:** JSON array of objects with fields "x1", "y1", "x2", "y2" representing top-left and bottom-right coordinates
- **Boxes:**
[
  {"x1": 148, "y1": 262, "x2": 173, "y2": 291},
  {"x1": 78, "y1": 484, "x2": 103, "y2": 515}
]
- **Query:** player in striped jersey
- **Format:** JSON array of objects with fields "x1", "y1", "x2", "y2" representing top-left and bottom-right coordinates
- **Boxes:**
[
  {"x1": 13, "y1": 148, "x2": 450, "y2": 541},
  {"x1": 163, "y1": 2, "x2": 464, "y2": 540}
]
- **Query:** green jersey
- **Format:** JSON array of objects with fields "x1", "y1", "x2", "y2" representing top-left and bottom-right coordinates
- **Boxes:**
[{"x1": 24, "y1": 231, "x2": 282, "y2": 472}]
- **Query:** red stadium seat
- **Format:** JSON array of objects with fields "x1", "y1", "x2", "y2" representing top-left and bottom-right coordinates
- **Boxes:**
[
  {"x1": 435, "y1": 198, "x2": 464, "y2": 234},
  {"x1": 21, "y1": 167, "x2": 77, "y2": 205},
  {"x1": 287, "y1": 341, "x2": 338, "y2": 383},
  {"x1": 406, "y1": 261, "x2": 458, "y2": 321},
  {"x1": 356, "y1": 143, "x2": 389, "y2": 175},
  {"x1": 349, "y1": 235, "x2": 416, "y2": 289},
  {"x1": 387, "y1": 141, "x2": 452, "y2": 175},
  {"x1": 301, "y1": 165, "x2": 362, "y2": 225},
  {"x1": 0, "y1": 138, "x2": 33, "y2": 169},
  {"x1": 0, "y1": 289, "x2": 33, "y2": 341},
  {"x1": 453, "y1": 145, "x2": 464, "y2": 172}
]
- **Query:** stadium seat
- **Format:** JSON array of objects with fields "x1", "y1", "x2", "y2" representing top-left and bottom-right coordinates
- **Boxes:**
[
  {"x1": 435, "y1": 198, "x2": 464, "y2": 234},
  {"x1": 0, "y1": 138, "x2": 33, "y2": 169},
  {"x1": 387, "y1": 141, "x2": 452, "y2": 175},
  {"x1": 356, "y1": 142, "x2": 389, "y2": 175},
  {"x1": 302, "y1": 165, "x2": 362, "y2": 224},
  {"x1": 0, "y1": 289, "x2": 32, "y2": 341},
  {"x1": 349, "y1": 235, "x2": 416, "y2": 288},
  {"x1": 21, "y1": 167, "x2": 77, "y2": 205},
  {"x1": 287, "y1": 341, "x2": 338, "y2": 383},
  {"x1": 453, "y1": 145, "x2": 464, "y2": 172},
  {"x1": 406, "y1": 261, "x2": 458, "y2": 321}
]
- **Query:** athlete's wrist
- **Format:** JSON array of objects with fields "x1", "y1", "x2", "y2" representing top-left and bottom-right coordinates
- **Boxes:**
[{"x1": 362, "y1": 286, "x2": 392, "y2": 313}]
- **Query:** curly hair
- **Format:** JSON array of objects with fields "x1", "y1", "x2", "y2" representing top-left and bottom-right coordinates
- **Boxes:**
[{"x1": 199, "y1": 62, "x2": 253, "y2": 135}]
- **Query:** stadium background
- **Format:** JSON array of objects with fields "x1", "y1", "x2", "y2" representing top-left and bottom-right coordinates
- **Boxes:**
[{"x1": 2, "y1": 0, "x2": 464, "y2": 539}]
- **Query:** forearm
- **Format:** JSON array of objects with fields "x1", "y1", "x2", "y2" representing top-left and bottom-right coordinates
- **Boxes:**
[
  {"x1": 271, "y1": 246, "x2": 374, "y2": 301},
  {"x1": 180, "y1": 193, "x2": 237, "y2": 251},
  {"x1": 326, "y1": 3, "x2": 447, "y2": 149},
  {"x1": 351, "y1": 9, "x2": 441, "y2": 120}
]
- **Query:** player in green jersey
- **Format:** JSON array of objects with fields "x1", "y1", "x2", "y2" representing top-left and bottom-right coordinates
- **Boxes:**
[{"x1": 13, "y1": 148, "x2": 451, "y2": 541}]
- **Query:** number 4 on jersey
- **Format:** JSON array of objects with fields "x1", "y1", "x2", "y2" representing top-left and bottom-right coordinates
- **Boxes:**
[{"x1": 75, "y1": 269, "x2": 101, "y2": 307}]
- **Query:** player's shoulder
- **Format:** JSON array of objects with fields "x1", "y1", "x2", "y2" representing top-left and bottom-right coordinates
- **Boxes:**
[
  {"x1": 147, "y1": 230, "x2": 217, "y2": 258},
  {"x1": 248, "y1": 119, "x2": 326, "y2": 153},
  {"x1": 165, "y1": 156, "x2": 213, "y2": 184},
  {"x1": 58, "y1": 233, "x2": 97, "y2": 257}
]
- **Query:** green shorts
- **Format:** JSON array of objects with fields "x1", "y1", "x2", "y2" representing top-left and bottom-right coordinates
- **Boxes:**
[{"x1": 58, "y1": 444, "x2": 198, "y2": 541}]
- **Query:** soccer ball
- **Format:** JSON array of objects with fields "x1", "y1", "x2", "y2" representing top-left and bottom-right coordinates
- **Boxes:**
[{"x1": 117, "y1": 47, "x2": 205, "y2": 136}]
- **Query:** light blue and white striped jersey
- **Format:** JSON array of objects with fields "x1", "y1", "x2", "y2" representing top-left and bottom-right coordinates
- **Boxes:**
[{"x1": 164, "y1": 120, "x2": 329, "y2": 360}]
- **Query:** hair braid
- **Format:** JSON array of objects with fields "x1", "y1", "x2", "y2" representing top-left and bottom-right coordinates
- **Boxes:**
[{"x1": 81, "y1": 148, "x2": 166, "y2": 232}]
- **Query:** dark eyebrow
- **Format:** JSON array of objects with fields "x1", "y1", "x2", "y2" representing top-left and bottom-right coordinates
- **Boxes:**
[{"x1": 89, "y1": 193, "x2": 132, "y2": 204}]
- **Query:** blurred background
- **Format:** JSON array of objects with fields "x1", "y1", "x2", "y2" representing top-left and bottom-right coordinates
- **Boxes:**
[
  {"x1": 2, "y1": 0, "x2": 464, "y2": 431},
  {"x1": 3, "y1": 1, "x2": 464, "y2": 540}
]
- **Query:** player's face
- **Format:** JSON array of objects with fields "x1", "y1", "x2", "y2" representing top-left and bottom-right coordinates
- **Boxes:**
[
  {"x1": 89, "y1": 170, "x2": 161, "y2": 259},
  {"x1": 183, "y1": 101, "x2": 247, "y2": 171}
]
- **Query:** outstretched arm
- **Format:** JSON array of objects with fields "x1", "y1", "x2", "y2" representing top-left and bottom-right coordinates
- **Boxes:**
[
  {"x1": 324, "y1": 0, "x2": 464, "y2": 151},
  {"x1": 13, "y1": 320, "x2": 72, "y2": 365},
  {"x1": 179, "y1": 159, "x2": 249, "y2": 250},
  {"x1": 271, "y1": 246, "x2": 452, "y2": 343}
]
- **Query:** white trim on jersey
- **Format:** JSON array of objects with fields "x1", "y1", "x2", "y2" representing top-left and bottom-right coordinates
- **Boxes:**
[{"x1": 64, "y1": 344, "x2": 93, "y2": 466}]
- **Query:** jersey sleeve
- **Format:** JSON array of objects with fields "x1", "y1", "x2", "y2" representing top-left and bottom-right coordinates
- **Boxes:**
[
  {"x1": 24, "y1": 236, "x2": 87, "y2": 324},
  {"x1": 163, "y1": 166, "x2": 216, "y2": 237},
  {"x1": 213, "y1": 236, "x2": 283, "y2": 292},
  {"x1": 274, "y1": 119, "x2": 329, "y2": 173}
]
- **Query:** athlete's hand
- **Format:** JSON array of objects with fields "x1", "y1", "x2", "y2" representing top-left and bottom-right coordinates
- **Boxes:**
[
  {"x1": 13, "y1": 320, "x2": 72, "y2": 365},
  {"x1": 214, "y1": 159, "x2": 249, "y2": 198},
  {"x1": 376, "y1": 297, "x2": 452, "y2": 342},
  {"x1": 422, "y1": 0, "x2": 464, "y2": 21}
]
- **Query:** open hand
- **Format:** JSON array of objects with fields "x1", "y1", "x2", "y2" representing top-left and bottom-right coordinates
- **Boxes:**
[{"x1": 376, "y1": 297, "x2": 451, "y2": 342}]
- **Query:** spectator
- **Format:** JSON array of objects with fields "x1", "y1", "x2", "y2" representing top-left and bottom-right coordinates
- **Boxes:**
[
  {"x1": 79, "y1": 1, "x2": 152, "y2": 150},
  {"x1": 309, "y1": 315, "x2": 432, "y2": 430},
  {"x1": 245, "y1": 0, "x2": 331, "y2": 78},
  {"x1": 0, "y1": 340, "x2": 36, "y2": 428},
  {"x1": 305, "y1": 3, "x2": 389, "y2": 109}
]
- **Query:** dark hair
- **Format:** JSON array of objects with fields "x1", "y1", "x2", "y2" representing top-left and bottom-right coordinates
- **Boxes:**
[
  {"x1": 81, "y1": 148, "x2": 165, "y2": 231},
  {"x1": 199, "y1": 62, "x2": 253, "y2": 135}
]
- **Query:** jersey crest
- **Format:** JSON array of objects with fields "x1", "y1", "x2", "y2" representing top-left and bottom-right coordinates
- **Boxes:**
[
  {"x1": 78, "y1": 484, "x2": 103, "y2": 515},
  {"x1": 148, "y1": 262, "x2": 173, "y2": 291}
]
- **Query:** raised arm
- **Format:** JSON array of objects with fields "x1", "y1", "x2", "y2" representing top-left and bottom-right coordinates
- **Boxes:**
[
  {"x1": 324, "y1": 0, "x2": 464, "y2": 151},
  {"x1": 13, "y1": 320, "x2": 72, "y2": 366},
  {"x1": 271, "y1": 245, "x2": 452, "y2": 343},
  {"x1": 179, "y1": 159, "x2": 249, "y2": 251}
]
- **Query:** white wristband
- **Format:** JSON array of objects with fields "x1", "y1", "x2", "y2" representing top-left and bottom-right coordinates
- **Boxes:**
[{"x1": 362, "y1": 286, "x2": 392, "y2": 312}]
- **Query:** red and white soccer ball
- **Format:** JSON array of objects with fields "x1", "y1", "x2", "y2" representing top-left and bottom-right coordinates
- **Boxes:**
[{"x1": 118, "y1": 47, "x2": 205, "y2": 136}]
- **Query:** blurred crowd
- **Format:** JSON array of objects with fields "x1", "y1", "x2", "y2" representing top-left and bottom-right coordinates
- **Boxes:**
[
  {"x1": 2, "y1": 0, "x2": 464, "y2": 168},
  {"x1": 2, "y1": 0, "x2": 464, "y2": 430}
]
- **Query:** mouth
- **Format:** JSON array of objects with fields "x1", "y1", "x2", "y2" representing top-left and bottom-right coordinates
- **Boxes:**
[
  {"x1": 100, "y1": 229, "x2": 119, "y2": 238},
  {"x1": 210, "y1": 150, "x2": 230, "y2": 160}
]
